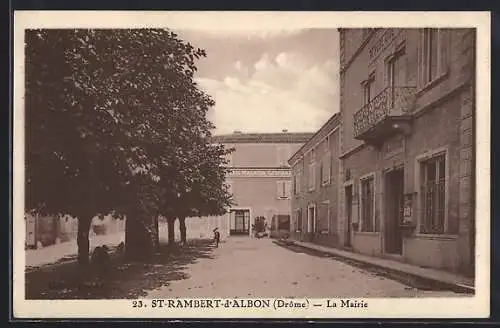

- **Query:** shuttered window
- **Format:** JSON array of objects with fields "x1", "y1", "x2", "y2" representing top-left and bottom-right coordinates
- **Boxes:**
[
  {"x1": 419, "y1": 28, "x2": 449, "y2": 87},
  {"x1": 277, "y1": 180, "x2": 292, "y2": 199}
]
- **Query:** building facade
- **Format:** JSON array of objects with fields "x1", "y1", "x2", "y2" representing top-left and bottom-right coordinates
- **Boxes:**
[
  {"x1": 337, "y1": 28, "x2": 475, "y2": 276},
  {"x1": 205, "y1": 131, "x2": 314, "y2": 238},
  {"x1": 289, "y1": 114, "x2": 341, "y2": 247},
  {"x1": 25, "y1": 213, "x2": 125, "y2": 249}
]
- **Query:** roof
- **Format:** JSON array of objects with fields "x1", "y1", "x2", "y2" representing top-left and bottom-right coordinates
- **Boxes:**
[
  {"x1": 210, "y1": 132, "x2": 315, "y2": 144},
  {"x1": 288, "y1": 112, "x2": 341, "y2": 165}
]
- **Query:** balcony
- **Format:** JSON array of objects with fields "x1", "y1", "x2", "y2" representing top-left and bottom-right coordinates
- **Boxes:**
[{"x1": 353, "y1": 86, "x2": 417, "y2": 147}]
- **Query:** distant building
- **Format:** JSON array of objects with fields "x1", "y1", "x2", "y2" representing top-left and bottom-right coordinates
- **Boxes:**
[
  {"x1": 25, "y1": 213, "x2": 125, "y2": 249},
  {"x1": 336, "y1": 28, "x2": 475, "y2": 276},
  {"x1": 289, "y1": 113, "x2": 341, "y2": 247},
  {"x1": 25, "y1": 213, "x2": 78, "y2": 248},
  {"x1": 188, "y1": 131, "x2": 313, "y2": 239}
]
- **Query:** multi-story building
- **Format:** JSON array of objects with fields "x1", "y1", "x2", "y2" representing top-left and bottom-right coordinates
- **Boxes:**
[
  {"x1": 182, "y1": 131, "x2": 313, "y2": 240},
  {"x1": 337, "y1": 28, "x2": 475, "y2": 276},
  {"x1": 288, "y1": 114, "x2": 341, "y2": 247}
]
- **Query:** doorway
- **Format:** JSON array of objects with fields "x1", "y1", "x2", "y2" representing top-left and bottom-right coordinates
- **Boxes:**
[
  {"x1": 230, "y1": 209, "x2": 250, "y2": 235},
  {"x1": 345, "y1": 185, "x2": 353, "y2": 247},
  {"x1": 384, "y1": 168, "x2": 405, "y2": 254}
]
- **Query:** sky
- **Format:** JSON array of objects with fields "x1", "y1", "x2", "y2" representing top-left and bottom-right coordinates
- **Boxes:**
[{"x1": 175, "y1": 28, "x2": 340, "y2": 135}]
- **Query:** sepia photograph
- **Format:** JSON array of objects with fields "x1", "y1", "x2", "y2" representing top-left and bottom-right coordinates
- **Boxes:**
[{"x1": 13, "y1": 11, "x2": 490, "y2": 319}]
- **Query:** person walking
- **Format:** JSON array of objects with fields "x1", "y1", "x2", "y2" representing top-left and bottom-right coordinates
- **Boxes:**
[{"x1": 213, "y1": 228, "x2": 220, "y2": 248}]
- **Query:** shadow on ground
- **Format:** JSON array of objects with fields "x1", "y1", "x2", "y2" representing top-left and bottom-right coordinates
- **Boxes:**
[
  {"x1": 273, "y1": 240, "x2": 472, "y2": 295},
  {"x1": 25, "y1": 239, "x2": 216, "y2": 300}
]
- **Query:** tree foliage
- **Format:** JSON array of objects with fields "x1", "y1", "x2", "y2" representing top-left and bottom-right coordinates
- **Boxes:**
[{"x1": 25, "y1": 28, "x2": 232, "y2": 262}]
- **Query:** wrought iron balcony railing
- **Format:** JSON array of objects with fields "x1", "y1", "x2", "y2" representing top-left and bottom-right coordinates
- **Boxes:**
[{"x1": 353, "y1": 86, "x2": 417, "y2": 139}]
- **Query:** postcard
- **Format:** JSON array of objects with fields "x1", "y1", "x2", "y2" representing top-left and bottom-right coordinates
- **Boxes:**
[{"x1": 13, "y1": 10, "x2": 490, "y2": 319}]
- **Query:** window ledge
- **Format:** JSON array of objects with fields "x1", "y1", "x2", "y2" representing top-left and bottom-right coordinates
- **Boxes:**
[
  {"x1": 414, "y1": 233, "x2": 458, "y2": 241},
  {"x1": 417, "y1": 70, "x2": 450, "y2": 96}
]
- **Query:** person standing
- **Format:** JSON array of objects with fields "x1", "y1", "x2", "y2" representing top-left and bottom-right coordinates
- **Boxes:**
[{"x1": 213, "y1": 228, "x2": 220, "y2": 248}]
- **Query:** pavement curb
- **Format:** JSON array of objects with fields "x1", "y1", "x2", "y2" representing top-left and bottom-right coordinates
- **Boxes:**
[{"x1": 274, "y1": 239, "x2": 475, "y2": 295}]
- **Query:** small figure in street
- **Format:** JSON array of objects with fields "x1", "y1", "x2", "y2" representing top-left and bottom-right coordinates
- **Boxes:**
[{"x1": 213, "y1": 228, "x2": 221, "y2": 248}]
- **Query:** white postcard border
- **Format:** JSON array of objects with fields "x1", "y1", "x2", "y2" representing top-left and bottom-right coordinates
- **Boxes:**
[{"x1": 12, "y1": 10, "x2": 491, "y2": 319}]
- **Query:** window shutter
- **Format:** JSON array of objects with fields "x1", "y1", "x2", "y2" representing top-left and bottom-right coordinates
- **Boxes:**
[
  {"x1": 307, "y1": 166, "x2": 310, "y2": 190},
  {"x1": 292, "y1": 175, "x2": 297, "y2": 195},
  {"x1": 297, "y1": 172, "x2": 301, "y2": 193},
  {"x1": 319, "y1": 203, "x2": 328, "y2": 232},
  {"x1": 313, "y1": 165, "x2": 316, "y2": 189},
  {"x1": 319, "y1": 162, "x2": 323, "y2": 184},
  {"x1": 309, "y1": 164, "x2": 316, "y2": 190},
  {"x1": 276, "y1": 181, "x2": 283, "y2": 198},
  {"x1": 325, "y1": 153, "x2": 331, "y2": 183}
]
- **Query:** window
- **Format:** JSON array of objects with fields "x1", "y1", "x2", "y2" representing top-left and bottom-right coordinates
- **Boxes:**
[
  {"x1": 307, "y1": 205, "x2": 316, "y2": 233},
  {"x1": 388, "y1": 47, "x2": 406, "y2": 87},
  {"x1": 308, "y1": 163, "x2": 316, "y2": 191},
  {"x1": 421, "y1": 28, "x2": 448, "y2": 86},
  {"x1": 362, "y1": 72, "x2": 376, "y2": 105},
  {"x1": 293, "y1": 174, "x2": 297, "y2": 195},
  {"x1": 277, "y1": 180, "x2": 292, "y2": 199},
  {"x1": 360, "y1": 175, "x2": 376, "y2": 232},
  {"x1": 321, "y1": 152, "x2": 331, "y2": 185},
  {"x1": 293, "y1": 170, "x2": 302, "y2": 195},
  {"x1": 424, "y1": 29, "x2": 439, "y2": 83},
  {"x1": 307, "y1": 149, "x2": 316, "y2": 191},
  {"x1": 309, "y1": 149, "x2": 316, "y2": 163},
  {"x1": 420, "y1": 154, "x2": 446, "y2": 234}
]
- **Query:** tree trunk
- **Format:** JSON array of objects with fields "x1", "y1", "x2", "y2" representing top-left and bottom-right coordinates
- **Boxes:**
[
  {"x1": 167, "y1": 217, "x2": 176, "y2": 247},
  {"x1": 153, "y1": 215, "x2": 160, "y2": 249},
  {"x1": 125, "y1": 210, "x2": 157, "y2": 260},
  {"x1": 77, "y1": 216, "x2": 92, "y2": 266},
  {"x1": 179, "y1": 216, "x2": 187, "y2": 245}
]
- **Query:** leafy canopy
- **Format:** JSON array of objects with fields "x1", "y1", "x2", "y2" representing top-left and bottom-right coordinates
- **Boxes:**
[{"x1": 25, "y1": 28, "x2": 232, "y2": 221}]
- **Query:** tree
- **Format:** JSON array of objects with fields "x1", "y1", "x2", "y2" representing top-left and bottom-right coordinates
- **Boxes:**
[
  {"x1": 26, "y1": 29, "x2": 134, "y2": 264},
  {"x1": 175, "y1": 142, "x2": 234, "y2": 245},
  {"x1": 155, "y1": 107, "x2": 234, "y2": 246},
  {"x1": 25, "y1": 28, "x2": 216, "y2": 263}
]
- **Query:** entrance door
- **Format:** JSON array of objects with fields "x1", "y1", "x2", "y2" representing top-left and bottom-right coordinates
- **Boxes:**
[
  {"x1": 384, "y1": 168, "x2": 405, "y2": 254},
  {"x1": 230, "y1": 209, "x2": 250, "y2": 235},
  {"x1": 345, "y1": 185, "x2": 353, "y2": 247}
]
